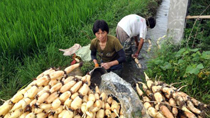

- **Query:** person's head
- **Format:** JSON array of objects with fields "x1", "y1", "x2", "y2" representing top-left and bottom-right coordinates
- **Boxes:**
[
  {"x1": 92, "y1": 20, "x2": 109, "y2": 35},
  {"x1": 92, "y1": 20, "x2": 109, "y2": 42},
  {"x1": 146, "y1": 17, "x2": 156, "y2": 29}
]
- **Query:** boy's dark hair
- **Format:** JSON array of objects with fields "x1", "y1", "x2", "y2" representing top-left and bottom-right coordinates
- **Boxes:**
[
  {"x1": 92, "y1": 20, "x2": 109, "y2": 35},
  {"x1": 146, "y1": 17, "x2": 156, "y2": 29}
]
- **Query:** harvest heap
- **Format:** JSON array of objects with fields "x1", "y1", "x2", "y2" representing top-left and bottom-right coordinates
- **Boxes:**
[
  {"x1": 0, "y1": 63, "x2": 124, "y2": 118},
  {"x1": 136, "y1": 72, "x2": 209, "y2": 118},
  {"x1": 0, "y1": 62, "x2": 209, "y2": 118}
]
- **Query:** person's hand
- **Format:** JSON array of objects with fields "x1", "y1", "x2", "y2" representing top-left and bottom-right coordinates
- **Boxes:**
[
  {"x1": 132, "y1": 53, "x2": 139, "y2": 58},
  {"x1": 95, "y1": 63, "x2": 99, "y2": 68},
  {"x1": 101, "y1": 63, "x2": 111, "y2": 70}
]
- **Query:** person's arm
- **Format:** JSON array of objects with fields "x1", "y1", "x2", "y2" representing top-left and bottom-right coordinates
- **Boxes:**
[
  {"x1": 133, "y1": 38, "x2": 144, "y2": 58},
  {"x1": 101, "y1": 49, "x2": 125, "y2": 69},
  {"x1": 134, "y1": 36, "x2": 139, "y2": 47},
  {"x1": 117, "y1": 49, "x2": 126, "y2": 63},
  {"x1": 133, "y1": 17, "x2": 147, "y2": 58},
  {"x1": 91, "y1": 50, "x2": 99, "y2": 67}
]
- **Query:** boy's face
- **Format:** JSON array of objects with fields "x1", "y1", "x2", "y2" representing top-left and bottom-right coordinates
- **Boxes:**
[{"x1": 95, "y1": 29, "x2": 107, "y2": 42}]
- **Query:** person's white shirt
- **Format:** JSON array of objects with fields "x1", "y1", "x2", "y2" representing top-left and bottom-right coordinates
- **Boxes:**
[{"x1": 118, "y1": 14, "x2": 147, "y2": 40}]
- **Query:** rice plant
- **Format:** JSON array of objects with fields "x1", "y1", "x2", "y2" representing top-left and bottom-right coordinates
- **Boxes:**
[{"x1": 0, "y1": 0, "x2": 106, "y2": 57}]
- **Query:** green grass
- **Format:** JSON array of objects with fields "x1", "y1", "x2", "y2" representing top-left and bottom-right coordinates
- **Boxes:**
[{"x1": 0, "y1": 0, "x2": 107, "y2": 57}]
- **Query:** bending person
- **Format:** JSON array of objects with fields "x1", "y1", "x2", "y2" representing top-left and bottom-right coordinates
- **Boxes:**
[{"x1": 116, "y1": 14, "x2": 156, "y2": 61}]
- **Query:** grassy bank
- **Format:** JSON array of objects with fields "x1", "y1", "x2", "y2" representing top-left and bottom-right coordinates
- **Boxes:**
[{"x1": 0, "y1": 0, "x2": 157, "y2": 102}]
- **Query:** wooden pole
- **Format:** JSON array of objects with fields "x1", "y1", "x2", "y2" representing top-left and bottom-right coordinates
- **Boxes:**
[{"x1": 186, "y1": 15, "x2": 210, "y2": 19}]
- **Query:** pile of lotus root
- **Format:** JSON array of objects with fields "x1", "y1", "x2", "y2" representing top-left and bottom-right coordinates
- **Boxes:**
[
  {"x1": 136, "y1": 72, "x2": 209, "y2": 118},
  {"x1": 0, "y1": 63, "x2": 124, "y2": 118}
]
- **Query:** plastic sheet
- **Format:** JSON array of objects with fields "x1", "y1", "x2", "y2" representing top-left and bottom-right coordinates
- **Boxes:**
[
  {"x1": 75, "y1": 44, "x2": 91, "y2": 61},
  {"x1": 59, "y1": 43, "x2": 81, "y2": 56},
  {"x1": 59, "y1": 43, "x2": 91, "y2": 61},
  {"x1": 99, "y1": 72, "x2": 150, "y2": 118}
]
